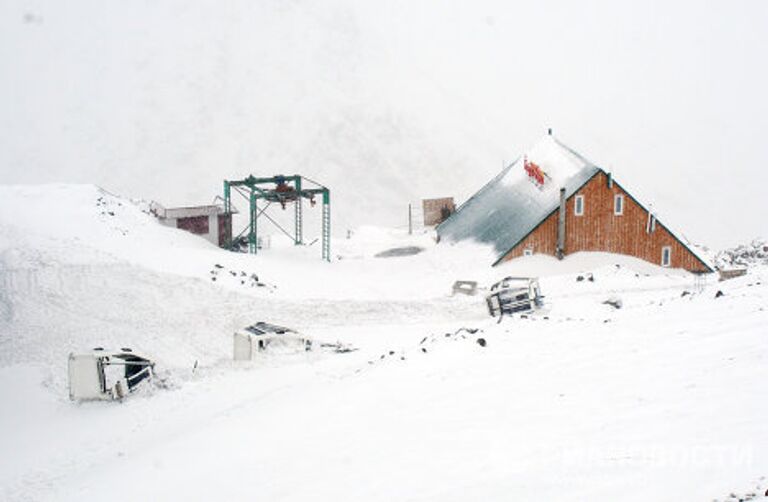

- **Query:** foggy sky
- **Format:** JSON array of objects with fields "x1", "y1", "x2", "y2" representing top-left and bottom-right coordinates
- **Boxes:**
[{"x1": 1, "y1": 0, "x2": 766, "y2": 249}]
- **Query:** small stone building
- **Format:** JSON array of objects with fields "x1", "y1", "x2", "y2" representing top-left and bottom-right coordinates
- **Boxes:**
[
  {"x1": 423, "y1": 197, "x2": 456, "y2": 226},
  {"x1": 151, "y1": 202, "x2": 232, "y2": 247},
  {"x1": 437, "y1": 133, "x2": 712, "y2": 273}
]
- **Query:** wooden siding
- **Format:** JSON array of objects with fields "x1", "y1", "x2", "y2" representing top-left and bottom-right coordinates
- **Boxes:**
[{"x1": 498, "y1": 172, "x2": 710, "y2": 272}]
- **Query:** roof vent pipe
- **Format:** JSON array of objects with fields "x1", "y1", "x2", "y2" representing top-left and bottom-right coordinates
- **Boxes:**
[
  {"x1": 548, "y1": 128, "x2": 552, "y2": 136},
  {"x1": 556, "y1": 187, "x2": 566, "y2": 260}
]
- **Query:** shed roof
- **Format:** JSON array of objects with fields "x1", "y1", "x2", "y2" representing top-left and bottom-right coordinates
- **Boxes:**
[
  {"x1": 437, "y1": 134, "x2": 600, "y2": 258},
  {"x1": 150, "y1": 201, "x2": 227, "y2": 219}
]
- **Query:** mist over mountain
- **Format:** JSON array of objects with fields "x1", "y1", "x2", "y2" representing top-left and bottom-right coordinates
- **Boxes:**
[{"x1": 1, "y1": 0, "x2": 766, "y2": 247}]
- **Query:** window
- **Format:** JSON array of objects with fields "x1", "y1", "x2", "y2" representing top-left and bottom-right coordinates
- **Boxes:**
[
  {"x1": 646, "y1": 212, "x2": 656, "y2": 233},
  {"x1": 661, "y1": 246, "x2": 672, "y2": 267},
  {"x1": 574, "y1": 195, "x2": 584, "y2": 216},
  {"x1": 614, "y1": 194, "x2": 624, "y2": 215},
  {"x1": 523, "y1": 248, "x2": 533, "y2": 256}
]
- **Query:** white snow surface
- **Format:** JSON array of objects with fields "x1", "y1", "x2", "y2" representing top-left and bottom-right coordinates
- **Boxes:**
[{"x1": 1, "y1": 184, "x2": 767, "y2": 501}]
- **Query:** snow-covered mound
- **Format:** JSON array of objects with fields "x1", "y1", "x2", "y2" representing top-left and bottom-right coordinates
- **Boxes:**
[{"x1": 0, "y1": 184, "x2": 217, "y2": 268}]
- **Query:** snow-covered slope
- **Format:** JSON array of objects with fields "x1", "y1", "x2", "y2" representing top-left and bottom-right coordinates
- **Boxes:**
[{"x1": 1, "y1": 184, "x2": 767, "y2": 501}]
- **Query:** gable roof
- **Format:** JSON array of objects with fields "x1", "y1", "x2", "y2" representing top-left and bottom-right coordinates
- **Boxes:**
[
  {"x1": 437, "y1": 134, "x2": 714, "y2": 273},
  {"x1": 437, "y1": 134, "x2": 600, "y2": 257}
]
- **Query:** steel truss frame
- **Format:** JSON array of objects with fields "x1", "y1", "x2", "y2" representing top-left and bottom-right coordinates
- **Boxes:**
[{"x1": 223, "y1": 175, "x2": 330, "y2": 262}]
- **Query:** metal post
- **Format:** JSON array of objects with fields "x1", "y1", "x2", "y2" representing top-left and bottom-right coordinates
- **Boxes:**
[
  {"x1": 322, "y1": 189, "x2": 331, "y2": 262},
  {"x1": 408, "y1": 203, "x2": 412, "y2": 235},
  {"x1": 248, "y1": 191, "x2": 257, "y2": 254},
  {"x1": 222, "y1": 181, "x2": 232, "y2": 248},
  {"x1": 294, "y1": 176, "x2": 303, "y2": 245},
  {"x1": 556, "y1": 187, "x2": 566, "y2": 259}
]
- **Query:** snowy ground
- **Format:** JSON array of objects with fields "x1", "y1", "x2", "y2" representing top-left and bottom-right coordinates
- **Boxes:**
[{"x1": 1, "y1": 185, "x2": 767, "y2": 501}]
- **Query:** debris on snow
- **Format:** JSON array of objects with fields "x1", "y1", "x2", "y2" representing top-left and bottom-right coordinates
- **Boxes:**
[
  {"x1": 452, "y1": 280, "x2": 479, "y2": 296},
  {"x1": 716, "y1": 239, "x2": 768, "y2": 268},
  {"x1": 208, "y1": 264, "x2": 273, "y2": 291}
]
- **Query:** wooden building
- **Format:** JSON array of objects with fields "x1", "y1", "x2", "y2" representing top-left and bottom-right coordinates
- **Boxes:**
[{"x1": 437, "y1": 133, "x2": 712, "y2": 273}]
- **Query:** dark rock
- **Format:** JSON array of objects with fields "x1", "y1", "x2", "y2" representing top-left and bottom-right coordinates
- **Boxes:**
[
  {"x1": 715, "y1": 290, "x2": 725, "y2": 298},
  {"x1": 214, "y1": 264, "x2": 223, "y2": 269},
  {"x1": 681, "y1": 291, "x2": 691, "y2": 297},
  {"x1": 603, "y1": 297, "x2": 623, "y2": 309},
  {"x1": 420, "y1": 336, "x2": 428, "y2": 344},
  {"x1": 388, "y1": 351, "x2": 395, "y2": 356},
  {"x1": 576, "y1": 275, "x2": 584, "y2": 282},
  {"x1": 421, "y1": 348, "x2": 427, "y2": 353},
  {"x1": 476, "y1": 338, "x2": 487, "y2": 347}
]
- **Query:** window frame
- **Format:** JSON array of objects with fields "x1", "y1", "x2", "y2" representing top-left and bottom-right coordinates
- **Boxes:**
[
  {"x1": 661, "y1": 246, "x2": 672, "y2": 267},
  {"x1": 574, "y1": 195, "x2": 584, "y2": 216},
  {"x1": 614, "y1": 194, "x2": 624, "y2": 216}
]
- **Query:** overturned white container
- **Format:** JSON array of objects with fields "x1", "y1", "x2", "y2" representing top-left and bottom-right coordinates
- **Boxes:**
[
  {"x1": 68, "y1": 348, "x2": 154, "y2": 401},
  {"x1": 234, "y1": 322, "x2": 312, "y2": 360}
]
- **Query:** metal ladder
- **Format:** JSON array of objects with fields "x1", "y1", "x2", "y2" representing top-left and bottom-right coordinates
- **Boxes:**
[
  {"x1": 294, "y1": 197, "x2": 303, "y2": 245},
  {"x1": 322, "y1": 202, "x2": 331, "y2": 262}
]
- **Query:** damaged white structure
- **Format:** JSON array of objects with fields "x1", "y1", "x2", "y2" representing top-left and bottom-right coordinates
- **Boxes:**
[
  {"x1": 68, "y1": 348, "x2": 154, "y2": 401},
  {"x1": 485, "y1": 277, "x2": 544, "y2": 317},
  {"x1": 233, "y1": 322, "x2": 312, "y2": 360}
]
